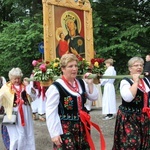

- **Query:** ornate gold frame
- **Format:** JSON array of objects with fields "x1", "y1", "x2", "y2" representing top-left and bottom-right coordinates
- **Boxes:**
[{"x1": 42, "y1": 0, "x2": 94, "y2": 62}]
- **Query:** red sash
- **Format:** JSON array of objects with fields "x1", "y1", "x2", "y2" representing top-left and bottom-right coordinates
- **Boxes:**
[
  {"x1": 13, "y1": 84, "x2": 25, "y2": 126},
  {"x1": 138, "y1": 79, "x2": 150, "y2": 118},
  {"x1": 62, "y1": 76, "x2": 106, "y2": 149},
  {"x1": 79, "y1": 110, "x2": 106, "y2": 150}
]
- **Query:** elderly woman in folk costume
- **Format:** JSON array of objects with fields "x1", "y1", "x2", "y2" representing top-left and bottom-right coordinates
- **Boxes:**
[
  {"x1": 0, "y1": 67, "x2": 36, "y2": 150},
  {"x1": 46, "y1": 53, "x2": 105, "y2": 150},
  {"x1": 112, "y1": 57, "x2": 150, "y2": 149}
]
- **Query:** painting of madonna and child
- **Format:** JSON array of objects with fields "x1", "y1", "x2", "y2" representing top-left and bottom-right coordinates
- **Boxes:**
[{"x1": 55, "y1": 7, "x2": 85, "y2": 58}]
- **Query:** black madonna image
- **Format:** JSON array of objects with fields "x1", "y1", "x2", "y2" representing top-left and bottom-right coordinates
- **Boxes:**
[{"x1": 56, "y1": 10, "x2": 85, "y2": 58}]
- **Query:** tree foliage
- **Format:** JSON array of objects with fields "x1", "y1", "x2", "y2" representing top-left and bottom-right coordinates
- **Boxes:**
[
  {"x1": 0, "y1": 0, "x2": 43, "y2": 79},
  {"x1": 91, "y1": 0, "x2": 150, "y2": 74},
  {"x1": 0, "y1": 0, "x2": 149, "y2": 80}
]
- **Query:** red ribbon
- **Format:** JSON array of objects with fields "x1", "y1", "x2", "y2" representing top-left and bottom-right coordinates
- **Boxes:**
[
  {"x1": 16, "y1": 98, "x2": 25, "y2": 126},
  {"x1": 142, "y1": 107, "x2": 150, "y2": 118},
  {"x1": 34, "y1": 81, "x2": 41, "y2": 97},
  {"x1": 13, "y1": 84, "x2": 25, "y2": 126},
  {"x1": 79, "y1": 110, "x2": 106, "y2": 150},
  {"x1": 61, "y1": 76, "x2": 106, "y2": 149},
  {"x1": 139, "y1": 79, "x2": 150, "y2": 118},
  {"x1": 41, "y1": 86, "x2": 45, "y2": 101},
  {"x1": 142, "y1": 93, "x2": 149, "y2": 117}
]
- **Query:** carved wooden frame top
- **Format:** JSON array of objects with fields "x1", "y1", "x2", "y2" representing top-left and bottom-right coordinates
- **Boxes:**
[{"x1": 42, "y1": 0, "x2": 94, "y2": 62}]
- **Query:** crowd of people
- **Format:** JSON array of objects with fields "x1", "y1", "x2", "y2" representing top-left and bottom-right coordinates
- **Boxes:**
[{"x1": 0, "y1": 53, "x2": 150, "y2": 149}]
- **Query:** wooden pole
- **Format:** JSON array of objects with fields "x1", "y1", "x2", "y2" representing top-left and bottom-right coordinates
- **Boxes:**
[{"x1": 86, "y1": 74, "x2": 144, "y2": 79}]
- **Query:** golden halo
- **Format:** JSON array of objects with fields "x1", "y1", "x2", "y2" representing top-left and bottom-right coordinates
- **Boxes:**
[{"x1": 61, "y1": 11, "x2": 81, "y2": 36}]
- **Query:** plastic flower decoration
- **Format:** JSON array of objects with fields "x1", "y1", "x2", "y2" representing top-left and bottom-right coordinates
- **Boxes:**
[
  {"x1": 32, "y1": 58, "x2": 61, "y2": 81},
  {"x1": 90, "y1": 58, "x2": 105, "y2": 74}
]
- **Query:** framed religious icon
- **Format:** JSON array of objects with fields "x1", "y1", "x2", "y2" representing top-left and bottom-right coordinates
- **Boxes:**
[{"x1": 42, "y1": 0, "x2": 94, "y2": 62}]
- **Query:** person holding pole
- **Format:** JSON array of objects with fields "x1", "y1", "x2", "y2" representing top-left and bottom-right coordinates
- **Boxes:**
[
  {"x1": 45, "y1": 53, "x2": 105, "y2": 150},
  {"x1": 112, "y1": 56, "x2": 150, "y2": 149}
]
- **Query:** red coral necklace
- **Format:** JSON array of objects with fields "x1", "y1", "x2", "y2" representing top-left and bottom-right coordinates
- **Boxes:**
[{"x1": 61, "y1": 75, "x2": 79, "y2": 93}]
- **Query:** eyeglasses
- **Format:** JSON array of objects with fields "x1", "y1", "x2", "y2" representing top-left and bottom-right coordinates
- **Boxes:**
[{"x1": 132, "y1": 64, "x2": 143, "y2": 68}]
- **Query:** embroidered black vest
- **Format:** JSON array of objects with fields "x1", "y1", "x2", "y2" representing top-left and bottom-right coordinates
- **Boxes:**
[
  {"x1": 120, "y1": 77, "x2": 150, "y2": 114},
  {"x1": 53, "y1": 79, "x2": 87, "y2": 121}
]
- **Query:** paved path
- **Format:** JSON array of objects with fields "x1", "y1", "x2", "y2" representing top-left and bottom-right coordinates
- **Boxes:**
[{"x1": 0, "y1": 98, "x2": 121, "y2": 150}]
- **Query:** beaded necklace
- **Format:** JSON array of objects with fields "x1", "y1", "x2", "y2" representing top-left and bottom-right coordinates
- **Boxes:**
[{"x1": 61, "y1": 76, "x2": 79, "y2": 93}]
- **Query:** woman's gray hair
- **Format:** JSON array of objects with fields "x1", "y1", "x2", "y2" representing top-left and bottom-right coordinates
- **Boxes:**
[
  {"x1": 128, "y1": 57, "x2": 144, "y2": 67},
  {"x1": 8, "y1": 67, "x2": 23, "y2": 80}
]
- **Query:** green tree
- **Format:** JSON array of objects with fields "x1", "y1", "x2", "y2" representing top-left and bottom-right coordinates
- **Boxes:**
[
  {"x1": 91, "y1": 0, "x2": 150, "y2": 74},
  {"x1": 0, "y1": 0, "x2": 43, "y2": 79},
  {"x1": 0, "y1": 0, "x2": 149, "y2": 80}
]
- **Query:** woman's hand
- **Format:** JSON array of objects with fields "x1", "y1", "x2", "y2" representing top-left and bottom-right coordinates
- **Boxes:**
[
  {"x1": 52, "y1": 135, "x2": 62, "y2": 146},
  {"x1": 132, "y1": 74, "x2": 140, "y2": 83},
  {"x1": 83, "y1": 73, "x2": 93, "y2": 84},
  {"x1": 129, "y1": 74, "x2": 141, "y2": 97}
]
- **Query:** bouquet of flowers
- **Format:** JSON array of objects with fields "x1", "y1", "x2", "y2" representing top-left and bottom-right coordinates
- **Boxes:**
[
  {"x1": 90, "y1": 58, "x2": 105, "y2": 75},
  {"x1": 76, "y1": 55, "x2": 105, "y2": 82},
  {"x1": 77, "y1": 55, "x2": 91, "y2": 75},
  {"x1": 32, "y1": 58, "x2": 61, "y2": 81},
  {"x1": 32, "y1": 55, "x2": 105, "y2": 82}
]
